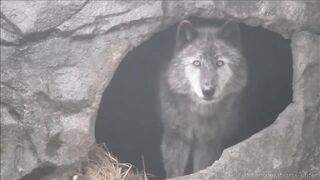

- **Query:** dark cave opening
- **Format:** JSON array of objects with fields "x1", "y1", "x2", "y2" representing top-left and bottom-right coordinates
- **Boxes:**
[{"x1": 95, "y1": 19, "x2": 293, "y2": 179}]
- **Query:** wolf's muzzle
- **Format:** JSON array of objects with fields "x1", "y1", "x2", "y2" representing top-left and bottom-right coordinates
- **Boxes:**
[{"x1": 202, "y1": 87, "x2": 215, "y2": 99}]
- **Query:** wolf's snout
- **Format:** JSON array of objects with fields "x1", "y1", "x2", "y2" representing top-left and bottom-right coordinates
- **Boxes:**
[{"x1": 202, "y1": 87, "x2": 215, "y2": 99}]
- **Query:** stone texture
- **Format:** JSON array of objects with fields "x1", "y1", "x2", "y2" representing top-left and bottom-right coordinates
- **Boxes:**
[{"x1": 1, "y1": 1, "x2": 320, "y2": 180}]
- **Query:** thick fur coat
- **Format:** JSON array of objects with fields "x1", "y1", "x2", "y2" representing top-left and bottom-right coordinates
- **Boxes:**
[{"x1": 158, "y1": 20, "x2": 247, "y2": 178}]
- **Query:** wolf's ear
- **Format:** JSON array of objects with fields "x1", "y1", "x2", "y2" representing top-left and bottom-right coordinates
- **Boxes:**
[
  {"x1": 175, "y1": 20, "x2": 198, "y2": 50},
  {"x1": 217, "y1": 21, "x2": 241, "y2": 48}
]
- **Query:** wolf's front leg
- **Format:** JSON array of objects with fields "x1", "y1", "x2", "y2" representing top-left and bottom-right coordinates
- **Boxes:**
[
  {"x1": 161, "y1": 132, "x2": 191, "y2": 178},
  {"x1": 193, "y1": 141, "x2": 222, "y2": 173}
]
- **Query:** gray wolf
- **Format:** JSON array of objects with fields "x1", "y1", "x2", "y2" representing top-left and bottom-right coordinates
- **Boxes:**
[{"x1": 158, "y1": 19, "x2": 247, "y2": 178}]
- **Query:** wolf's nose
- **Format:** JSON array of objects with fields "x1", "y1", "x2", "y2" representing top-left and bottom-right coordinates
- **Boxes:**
[{"x1": 202, "y1": 87, "x2": 215, "y2": 98}]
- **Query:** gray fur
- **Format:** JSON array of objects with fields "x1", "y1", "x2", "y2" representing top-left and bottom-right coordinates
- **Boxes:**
[{"x1": 158, "y1": 20, "x2": 247, "y2": 178}]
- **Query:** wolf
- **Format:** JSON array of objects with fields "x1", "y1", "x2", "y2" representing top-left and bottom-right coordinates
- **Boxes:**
[{"x1": 158, "y1": 19, "x2": 248, "y2": 178}]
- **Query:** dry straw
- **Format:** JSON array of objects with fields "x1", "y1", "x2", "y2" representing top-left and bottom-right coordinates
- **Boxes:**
[{"x1": 73, "y1": 144, "x2": 148, "y2": 180}]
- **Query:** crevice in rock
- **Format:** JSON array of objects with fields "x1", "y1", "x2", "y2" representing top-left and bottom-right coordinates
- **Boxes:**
[
  {"x1": 52, "y1": 0, "x2": 90, "y2": 29},
  {"x1": 160, "y1": 1, "x2": 168, "y2": 17},
  {"x1": 0, "y1": 12, "x2": 24, "y2": 36},
  {"x1": 103, "y1": 17, "x2": 160, "y2": 34},
  {"x1": 0, "y1": 29, "x2": 60, "y2": 47},
  {"x1": 21, "y1": 29, "x2": 58, "y2": 44},
  {"x1": 46, "y1": 132, "x2": 63, "y2": 158},
  {"x1": 0, "y1": 39, "x2": 21, "y2": 46},
  {"x1": 24, "y1": 128, "x2": 42, "y2": 164},
  {"x1": 70, "y1": 16, "x2": 160, "y2": 42},
  {"x1": 34, "y1": 91, "x2": 89, "y2": 115},
  {"x1": 17, "y1": 162, "x2": 57, "y2": 180},
  {"x1": 69, "y1": 34, "x2": 97, "y2": 42},
  {"x1": 1, "y1": 102, "x2": 22, "y2": 122},
  {"x1": 67, "y1": 8, "x2": 132, "y2": 36}
]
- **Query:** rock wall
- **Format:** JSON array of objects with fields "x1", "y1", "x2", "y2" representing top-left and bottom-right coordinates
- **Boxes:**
[{"x1": 1, "y1": 1, "x2": 319, "y2": 180}]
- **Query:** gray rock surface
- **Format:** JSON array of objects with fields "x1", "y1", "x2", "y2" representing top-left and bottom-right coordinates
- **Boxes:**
[{"x1": 1, "y1": 1, "x2": 319, "y2": 180}]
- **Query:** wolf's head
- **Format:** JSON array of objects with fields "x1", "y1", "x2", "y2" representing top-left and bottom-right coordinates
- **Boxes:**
[{"x1": 167, "y1": 20, "x2": 247, "y2": 104}]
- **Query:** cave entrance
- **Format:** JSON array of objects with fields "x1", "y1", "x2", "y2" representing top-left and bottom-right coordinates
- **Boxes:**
[{"x1": 94, "y1": 19, "x2": 292, "y2": 179}]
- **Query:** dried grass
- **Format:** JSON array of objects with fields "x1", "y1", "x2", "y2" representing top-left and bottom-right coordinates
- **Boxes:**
[{"x1": 73, "y1": 144, "x2": 148, "y2": 180}]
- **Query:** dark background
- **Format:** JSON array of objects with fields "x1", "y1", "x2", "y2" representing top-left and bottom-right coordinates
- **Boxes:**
[{"x1": 95, "y1": 18, "x2": 292, "y2": 179}]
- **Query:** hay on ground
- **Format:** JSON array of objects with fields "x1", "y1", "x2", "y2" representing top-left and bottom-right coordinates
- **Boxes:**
[{"x1": 73, "y1": 144, "x2": 148, "y2": 180}]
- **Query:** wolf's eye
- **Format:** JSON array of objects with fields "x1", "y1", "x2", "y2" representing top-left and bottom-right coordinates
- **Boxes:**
[
  {"x1": 192, "y1": 60, "x2": 201, "y2": 67},
  {"x1": 216, "y1": 60, "x2": 224, "y2": 67}
]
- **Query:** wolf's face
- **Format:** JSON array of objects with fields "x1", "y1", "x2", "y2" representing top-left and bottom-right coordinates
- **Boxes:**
[{"x1": 168, "y1": 20, "x2": 247, "y2": 104}]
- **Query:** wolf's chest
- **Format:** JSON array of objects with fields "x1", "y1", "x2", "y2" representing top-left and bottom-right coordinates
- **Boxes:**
[{"x1": 181, "y1": 111, "x2": 224, "y2": 141}]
